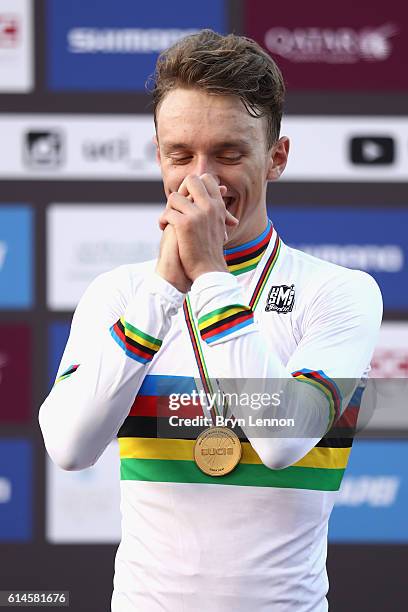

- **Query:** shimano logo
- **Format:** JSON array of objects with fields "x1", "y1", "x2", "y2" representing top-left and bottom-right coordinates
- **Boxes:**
[
  {"x1": 337, "y1": 476, "x2": 400, "y2": 507},
  {"x1": 294, "y1": 244, "x2": 403, "y2": 272},
  {"x1": 68, "y1": 28, "x2": 199, "y2": 54},
  {"x1": 0, "y1": 241, "x2": 7, "y2": 269},
  {"x1": 0, "y1": 477, "x2": 11, "y2": 503},
  {"x1": 265, "y1": 23, "x2": 397, "y2": 63}
]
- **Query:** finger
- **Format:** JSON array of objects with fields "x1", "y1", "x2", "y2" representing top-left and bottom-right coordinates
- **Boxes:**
[
  {"x1": 226, "y1": 211, "x2": 239, "y2": 227},
  {"x1": 177, "y1": 176, "x2": 192, "y2": 197},
  {"x1": 164, "y1": 191, "x2": 193, "y2": 217},
  {"x1": 159, "y1": 217, "x2": 168, "y2": 231},
  {"x1": 195, "y1": 176, "x2": 238, "y2": 226},
  {"x1": 179, "y1": 175, "x2": 210, "y2": 208},
  {"x1": 179, "y1": 174, "x2": 226, "y2": 205},
  {"x1": 177, "y1": 174, "x2": 238, "y2": 227},
  {"x1": 159, "y1": 223, "x2": 177, "y2": 244},
  {"x1": 199, "y1": 173, "x2": 223, "y2": 199},
  {"x1": 159, "y1": 207, "x2": 184, "y2": 230},
  {"x1": 196, "y1": 177, "x2": 238, "y2": 226},
  {"x1": 199, "y1": 177, "x2": 238, "y2": 225},
  {"x1": 167, "y1": 192, "x2": 195, "y2": 215}
]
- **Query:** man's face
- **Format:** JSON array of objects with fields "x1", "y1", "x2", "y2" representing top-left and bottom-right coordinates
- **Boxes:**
[{"x1": 155, "y1": 87, "x2": 288, "y2": 246}]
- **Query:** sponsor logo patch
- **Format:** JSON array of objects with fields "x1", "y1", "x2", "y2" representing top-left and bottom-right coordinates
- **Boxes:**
[{"x1": 265, "y1": 284, "x2": 295, "y2": 313}]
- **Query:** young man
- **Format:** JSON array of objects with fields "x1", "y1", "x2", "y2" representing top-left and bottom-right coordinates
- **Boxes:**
[{"x1": 39, "y1": 30, "x2": 382, "y2": 611}]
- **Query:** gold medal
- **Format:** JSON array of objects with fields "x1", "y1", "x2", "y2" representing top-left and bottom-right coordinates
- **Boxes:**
[{"x1": 194, "y1": 426, "x2": 242, "y2": 476}]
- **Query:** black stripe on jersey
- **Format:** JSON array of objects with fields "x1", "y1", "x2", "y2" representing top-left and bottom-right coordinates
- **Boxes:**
[
  {"x1": 118, "y1": 418, "x2": 354, "y2": 449},
  {"x1": 117, "y1": 416, "x2": 248, "y2": 441},
  {"x1": 116, "y1": 320, "x2": 156, "y2": 357},
  {"x1": 317, "y1": 436, "x2": 353, "y2": 448},
  {"x1": 226, "y1": 243, "x2": 267, "y2": 266},
  {"x1": 200, "y1": 308, "x2": 252, "y2": 335}
]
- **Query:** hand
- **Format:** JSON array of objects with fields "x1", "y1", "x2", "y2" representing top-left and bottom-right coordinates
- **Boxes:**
[
  {"x1": 155, "y1": 224, "x2": 191, "y2": 293},
  {"x1": 158, "y1": 173, "x2": 239, "y2": 282}
]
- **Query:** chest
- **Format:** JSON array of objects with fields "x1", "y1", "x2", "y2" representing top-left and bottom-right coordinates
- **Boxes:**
[{"x1": 149, "y1": 291, "x2": 300, "y2": 380}]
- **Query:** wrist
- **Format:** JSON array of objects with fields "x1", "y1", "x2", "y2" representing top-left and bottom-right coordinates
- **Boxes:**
[
  {"x1": 155, "y1": 263, "x2": 190, "y2": 294},
  {"x1": 190, "y1": 262, "x2": 228, "y2": 283}
]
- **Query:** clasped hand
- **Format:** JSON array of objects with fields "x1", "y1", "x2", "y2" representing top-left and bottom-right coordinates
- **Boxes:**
[{"x1": 156, "y1": 173, "x2": 239, "y2": 293}]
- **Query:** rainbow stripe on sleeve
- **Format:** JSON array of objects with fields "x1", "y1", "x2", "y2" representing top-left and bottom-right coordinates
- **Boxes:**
[
  {"x1": 291, "y1": 368, "x2": 342, "y2": 430},
  {"x1": 198, "y1": 304, "x2": 254, "y2": 344},
  {"x1": 55, "y1": 364, "x2": 79, "y2": 384},
  {"x1": 110, "y1": 317, "x2": 162, "y2": 364}
]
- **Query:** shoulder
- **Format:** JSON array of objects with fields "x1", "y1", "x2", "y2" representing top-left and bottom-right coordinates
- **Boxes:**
[
  {"x1": 285, "y1": 242, "x2": 381, "y2": 297},
  {"x1": 73, "y1": 259, "x2": 157, "y2": 323},
  {"x1": 80, "y1": 258, "x2": 156, "y2": 298},
  {"x1": 282, "y1": 243, "x2": 383, "y2": 324}
]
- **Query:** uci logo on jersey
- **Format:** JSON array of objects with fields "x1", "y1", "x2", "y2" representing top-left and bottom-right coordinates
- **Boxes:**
[{"x1": 265, "y1": 284, "x2": 295, "y2": 314}]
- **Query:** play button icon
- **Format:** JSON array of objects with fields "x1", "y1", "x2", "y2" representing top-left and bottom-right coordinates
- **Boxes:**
[{"x1": 350, "y1": 136, "x2": 395, "y2": 165}]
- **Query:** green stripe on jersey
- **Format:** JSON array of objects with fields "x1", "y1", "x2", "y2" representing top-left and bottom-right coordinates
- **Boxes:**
[{"x1": 120, "y1": 458, "x2": 345, "y2": 491}]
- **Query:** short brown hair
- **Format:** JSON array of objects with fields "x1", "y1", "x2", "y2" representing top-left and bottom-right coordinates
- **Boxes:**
[{"x1": 150, "y1": 29, "x2": 285, "y2": 149}]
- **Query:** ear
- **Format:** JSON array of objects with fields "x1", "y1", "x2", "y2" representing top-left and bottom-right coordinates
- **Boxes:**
[
  {"x1": 266, "y1": 137, "x2": 290, "y2": 181},
  {"x1": 153, "y1": 134, "x2": 161, "y2": 166}
]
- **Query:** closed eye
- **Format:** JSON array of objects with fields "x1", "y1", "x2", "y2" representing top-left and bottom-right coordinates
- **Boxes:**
[
  {"x1": 217, "y1": 155, "x2": 242, "y2": 164},
  {"x1": 168, "y1": 156, "x2": 192, "y2": 165}
]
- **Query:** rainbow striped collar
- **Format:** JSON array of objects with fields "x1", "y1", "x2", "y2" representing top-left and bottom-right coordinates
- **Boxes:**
[{"x1": 224, "y1": 220, "x2": 273, "y2": 276}]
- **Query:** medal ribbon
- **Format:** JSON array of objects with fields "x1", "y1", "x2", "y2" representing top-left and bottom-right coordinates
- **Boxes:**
[
  {"x1": 183, "y1": 295, "x2": 219, "y2": 423},
  {"x1": 183, "y1": 228, "x2": 282, "y2": 424}
]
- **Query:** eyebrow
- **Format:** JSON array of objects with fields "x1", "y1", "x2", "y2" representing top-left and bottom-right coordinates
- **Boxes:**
[
  {"x1": 213, "y1": 140, "x2": 252, "y2": 150},
  {"x1": 161, "y1": 139, "x2": 252, "y2": 153}
]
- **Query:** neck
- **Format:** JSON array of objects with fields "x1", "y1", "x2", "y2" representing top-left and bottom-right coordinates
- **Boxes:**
[{"x1": 224, "y1": 220, "x2": 273, "y2": 276}]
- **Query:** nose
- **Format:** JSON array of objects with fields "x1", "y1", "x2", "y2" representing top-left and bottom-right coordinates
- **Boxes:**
[{"x1": 192, "y1": 157, "x2": 220, "y2": 185}]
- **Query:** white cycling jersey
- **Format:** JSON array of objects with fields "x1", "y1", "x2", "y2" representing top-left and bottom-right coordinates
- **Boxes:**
[{"x1": 39, "y1": 221, "x2": 382, "y2": 611}]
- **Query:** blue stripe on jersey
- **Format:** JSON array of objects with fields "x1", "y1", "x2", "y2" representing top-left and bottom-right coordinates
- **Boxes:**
[
  {"x1": 139, "y1": 374, "x2": 197, "y2": 396},
  {"x1": 223, "y1": 220, "x2": 272, "y2": 255}
]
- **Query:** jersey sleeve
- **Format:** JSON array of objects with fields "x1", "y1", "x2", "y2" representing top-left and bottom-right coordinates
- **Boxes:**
[
  {"x1": 189, "y1": 269, "x2": 383, "y2": 469},
  {"x1": 39, "y1": 267, "x2": 185, "y2": 471}
]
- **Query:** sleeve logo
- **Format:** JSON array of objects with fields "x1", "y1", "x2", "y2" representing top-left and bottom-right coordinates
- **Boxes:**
[{"x1": 265, "y1": 284, "x2": 295, "y2": 314}]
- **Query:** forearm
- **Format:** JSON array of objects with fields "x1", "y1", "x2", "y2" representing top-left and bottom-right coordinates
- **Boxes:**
[
  {"x1": 189, "y1": 272, "x2": 347, "y2": 468},
  {"x1": 39, "y1": 273, "x2": 184, "y2": 470},
  {"x1": 198, "y1": 329, "x2": 330, "y2": 469}
]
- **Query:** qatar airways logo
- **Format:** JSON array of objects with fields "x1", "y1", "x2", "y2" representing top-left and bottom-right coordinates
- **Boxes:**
[
  {"x1": 264, "y1": 23, "x2": 398, "y2": 63},
  {"x1": 68, "y1": 27, "x2": 199, "y2": 54}
]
